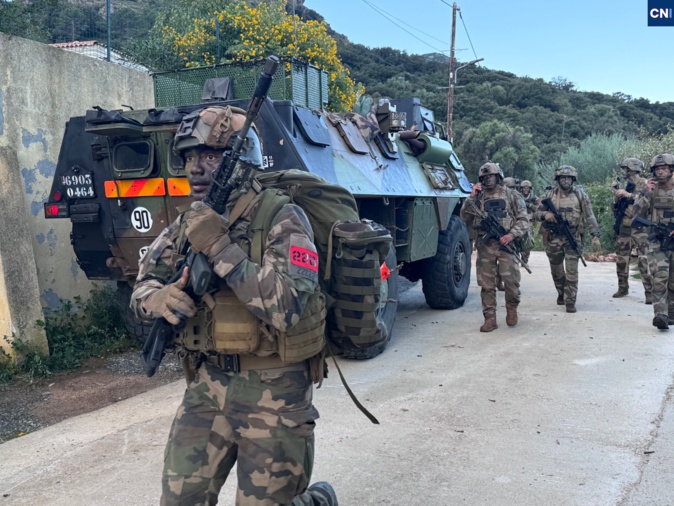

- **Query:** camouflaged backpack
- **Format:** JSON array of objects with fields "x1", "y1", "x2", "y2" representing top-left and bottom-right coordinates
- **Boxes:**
[{"x1": 254, "y1": 170, "x2": 393, "y2": 354}]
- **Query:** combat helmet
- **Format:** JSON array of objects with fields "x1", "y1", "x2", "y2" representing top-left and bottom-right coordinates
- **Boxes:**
[
  {"x1": 555, "y1": 165, "x2": 577, "y2": 180},
  {"x1": 620, "y1": 158, "x2": 644, "y2": 173},
  {"x1": 502, "y1": 177, "x2": 517, "y2": 189},
  {"x1": 478, "y1": 162, "x2": 504, "y2": 180},
  {"x1": 650, "y1": 153, "x2": 674, "y2": 174},
  {"x1": 520, "y1": 180, "x2": 533, "y2": 189},
  {"x1": 173, "y1": 106, "x2": 263, "y2": 167}
]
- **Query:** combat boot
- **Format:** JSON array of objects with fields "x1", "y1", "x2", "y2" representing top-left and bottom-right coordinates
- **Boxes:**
[
  {"x1": 480, "y1": 312, "x2": 498, "y2": 332},
  {"x1": 497, "y1": 281, "x2": 505, "y2": 291},
  {"x1": 645, "y1": 292, "x2": 654, "y2": 305},
  {"x1": 506, "y1": 305, "x2": 518, "y2": 327},
  {"x1": 556, "y1": 294, "x2": 564, "y2": 305},
  {"x1": 566, "y1": 302, "x2": 577, "y2": 313},
  {"x1": 653, "y1": 314, "x2": 669, "y2": 330},
  {"x1": 305, "y1": 481, "x2": 338, "y2": 506},
  {"x1": 669, "y1": 310, "x2": 674, "y2": 326},
  {"x1": 612, "y1": 287, "x2": 629, "y2": 298}
]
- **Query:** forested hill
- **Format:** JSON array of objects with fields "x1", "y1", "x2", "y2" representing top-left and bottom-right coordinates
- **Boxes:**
[{"x1": 3, "y1": 0, "x2": 674, "y2": 180}]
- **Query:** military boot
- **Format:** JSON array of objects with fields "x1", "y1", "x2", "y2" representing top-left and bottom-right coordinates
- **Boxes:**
[
  {"x1": 566, "y1": 302, "x2": 577, "y2": 313},
  {"x1": 497, "y1": 280, "x2": 505, "y2": 291},
  {"x1": 506, "y1": 305, "x2": 518, "y2": 327},
  {"x1": 304, "y1": 482, "x2": 338, "y2": 506},
  {"x1": 556, "y1": 293, "x2": 565, "y2": 305},
  {"x1": 645, "y1": 292, "x2": 654, "y2": 305},
  {"x1": 653, "y1": 314, "x2": 669, "y2": 330},
  {"x1": 480, "y1": 312, "x2": 498, "y2": 332},
  {"x1": 612, "y1": 287, "x2": 629, "y2": 298}
]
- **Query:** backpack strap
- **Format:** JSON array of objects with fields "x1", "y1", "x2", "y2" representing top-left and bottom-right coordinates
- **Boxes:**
[{"x1": 248, "y1": 188, "x2": 291, "y2": 264}]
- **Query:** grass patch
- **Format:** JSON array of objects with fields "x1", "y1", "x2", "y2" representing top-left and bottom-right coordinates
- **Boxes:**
[{"x1": 0, "y1": 285, "x2": 137, "y2": 383}]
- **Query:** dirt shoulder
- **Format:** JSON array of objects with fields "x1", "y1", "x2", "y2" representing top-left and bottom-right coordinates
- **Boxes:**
[{"x1": 0, "y1": 351, "x2": 184, "y2": 443}]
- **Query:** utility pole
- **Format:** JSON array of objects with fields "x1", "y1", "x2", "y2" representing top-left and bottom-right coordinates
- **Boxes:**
[{"x1": 446, "y1": 2, "x2": 457, "y2": 144}]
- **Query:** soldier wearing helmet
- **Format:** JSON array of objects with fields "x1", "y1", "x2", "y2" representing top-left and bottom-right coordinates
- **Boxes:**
[
  {"x1": 534, "y1": 165, "x2": 601, "y2": 313},
  {"x1": 461, "y1": 162, "x2": 529, "y2": 332},
  {"x1": 518, "y1": 180, "x2": 538, "y2": 265},
  {"x1": 130, "y1": 106, "x2": 337, "y2": 505},
  {"x1": 611, "y1": 158, "x2": 652, "y2": 301},
  {"x1": 632, "y1": 153, "x2": 674, "y2": 329}
]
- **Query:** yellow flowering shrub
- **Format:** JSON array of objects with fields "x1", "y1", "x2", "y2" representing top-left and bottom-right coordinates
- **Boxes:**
[{"x1": 163, "y1": 0, "x2": 358, "y2": 111}]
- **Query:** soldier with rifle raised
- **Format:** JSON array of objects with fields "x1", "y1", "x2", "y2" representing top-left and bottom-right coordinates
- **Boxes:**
[
  {"x1": 129, "y1": 57, "x2": 338, "y2": 505},
  {"x1": 535, "y1": 165, "x2": 601, "y2": 313},
  {"x1": 611, "y1": 158, "x2": 652, "y2": 302},
  {"x1": 632, "y1": 154, "x2": 674, "y2": 330},
  {"x1": 461, "y1": 162, "x2": 530, "y2": 332}
]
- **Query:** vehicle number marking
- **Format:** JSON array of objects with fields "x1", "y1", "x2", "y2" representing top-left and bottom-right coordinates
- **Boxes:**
[
  {"x1": 61, "y1": 173, "x2": 95, "y2": 198},
  {"x1": 131, "y1": 207, "x2": 153, "y2": 233},
  {"x1": 262, "y1": 155, "x2": 274, "y2": 169}
]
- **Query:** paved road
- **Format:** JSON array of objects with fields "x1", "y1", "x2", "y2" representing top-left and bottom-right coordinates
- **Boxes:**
[{"x1": 1, "y1": 252, "x2": 673, "y2": 505}]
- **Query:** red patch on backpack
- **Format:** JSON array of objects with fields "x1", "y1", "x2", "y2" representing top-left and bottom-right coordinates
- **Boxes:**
[{"x1": 290, "y1": 246, "x2": 318, "y2": 272}]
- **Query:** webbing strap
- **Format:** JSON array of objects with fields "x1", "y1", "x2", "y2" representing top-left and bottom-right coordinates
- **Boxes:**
[
  {"x1": 337, "y1": 266, "x2": 381, "y2": 277},
  {"x1": 333, "y1": 284, "x2": 380, "y2": 295},
  {"x1": 324, "y1": 221, "x2": 342, "y2": 281},
  {"x1": 333, "y1": 299, "x2": 378, "y2": 311},
  {"x1": 326, "y1": 341, "x2": 379, "y2": 424},
  {"x1": 249, "y1": 189, "x2": 290, "y2": 264}
]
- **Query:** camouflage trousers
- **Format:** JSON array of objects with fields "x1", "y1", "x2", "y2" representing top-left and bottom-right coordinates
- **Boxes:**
[
  {"x1": 647, "y1": 243, "x2": 674, "y2": 319},
  {"x1": 545, "y1": 234, "x2": 581, "y2": 305},
  {"x1": 161, "y1": 361, "x2": 323, "y2": 506},
  {"x1": 476, "y1": 238, "x2": 521, "y2": 315},
  {"x1": 615, "y1": 228, "x2": 652, "y2": 294}
]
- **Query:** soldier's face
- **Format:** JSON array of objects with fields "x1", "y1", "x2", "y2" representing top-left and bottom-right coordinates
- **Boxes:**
[
  {"x1": 654, "y1": 166, "x2": 673, "y2": 183},
  {"x1": 521, "y1": 187, "x2": 531, "y2": 197},
  {"x1": 184, "y1": 147, "x2": 225, "y2": 200},
  {"x1": 480, "y1": 174, "x2": 497, "y2": 190},
  {"x1": 558, "y1": 176, "x2": 574, "y2": 191}
]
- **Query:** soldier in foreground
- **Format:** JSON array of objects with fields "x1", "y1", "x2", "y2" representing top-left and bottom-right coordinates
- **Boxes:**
[
  {"x1": 461, "y1": 163, "x2": 529, "y2": 332},
  {"x1": 519, "y1": 180, "x2": 538, "y2": 265},
  {"x1": 632, "y1": 154, "x2": 674, "y2": 330},
  {"x1": 535, "y1": 166, "x2": 601, "y2": 313},
  {"x1": 130, "y1": 106, "x2": 337, "y2": 505},
  {"x1": 611, "y1": 158, "x2": 652, "y2": 301}
]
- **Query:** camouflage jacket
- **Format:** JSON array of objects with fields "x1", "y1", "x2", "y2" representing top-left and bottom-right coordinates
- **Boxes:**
[
  {"x1": 130, "y1": 191, "x2": 319, "y2": 334},
  {"x1": 613, "y1": 175, "x2": 647, "y2": 223},
  {"x1": 460, "y1": 185, "x2": 529, "y2": 239},
  {"x1": 633, "y1": 180, "x2": 674, "y2": 225},
  {"x1": 534, "y1": 186, "x2": 600, "y2": 237}
]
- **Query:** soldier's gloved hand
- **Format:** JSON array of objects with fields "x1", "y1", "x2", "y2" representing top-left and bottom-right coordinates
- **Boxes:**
[
  {"x1": 615, "y1": 189, "x2": 631, "y2": 199},
  {"x1": 592, "y1": 236, "x2": 601, "y2": 249},
  {"x1": 544, "y1": 212, "x2": 557, "y2": 223},
  {"x1": 185, "y1": 201, "x2": 231, "y2": 260},
  {"x1": 142, "y1": 269, "x2": 196, "y2": 325}
]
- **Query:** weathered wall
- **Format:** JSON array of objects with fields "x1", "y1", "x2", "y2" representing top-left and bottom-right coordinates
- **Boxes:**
[{"x1": 0, "y1": 33, "x2": 154, "y2": 352}]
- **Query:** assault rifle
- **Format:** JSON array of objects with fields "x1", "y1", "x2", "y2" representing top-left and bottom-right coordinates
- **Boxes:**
[
  {"x1": 612, "y1": 177, "x2": 636, "y2": 236},
  {"x1": 631, "y1": 215, "x2": 674, "y2": 251},
  {"x1": 466, "y1": 198, "x2": 532, "y2": 274},
  {"x1": 540, "y1": 197, "x2": 587, "y2": 267},
  {"x1": 141, "y1": 56, "x2": 280, "y2": 377}
]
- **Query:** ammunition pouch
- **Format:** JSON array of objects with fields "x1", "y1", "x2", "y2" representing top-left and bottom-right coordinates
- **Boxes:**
[
  {"x1": 516, "y1": 230, "x2": 535, "y2": 252},
  {"x1": 654, "y1": 196, "x2": 674, "y2": 209},
  {"x1": 275, "y1": 289, "x2": 327, "y2": 363}
]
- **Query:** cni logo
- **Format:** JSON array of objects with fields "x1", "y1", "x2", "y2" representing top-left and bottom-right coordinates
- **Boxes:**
[{"x1": 649, "y1": 1, "x2": 674, "y2": 25}]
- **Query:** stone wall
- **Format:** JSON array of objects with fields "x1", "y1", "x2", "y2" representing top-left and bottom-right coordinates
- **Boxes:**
[{"x1": 0, "y1": 33, "x2": 154, "y2": 354}]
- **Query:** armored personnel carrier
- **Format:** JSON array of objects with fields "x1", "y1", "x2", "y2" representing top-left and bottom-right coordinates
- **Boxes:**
[{"x1": 44, "y1": 58, "x2": 473, "y2": 359}]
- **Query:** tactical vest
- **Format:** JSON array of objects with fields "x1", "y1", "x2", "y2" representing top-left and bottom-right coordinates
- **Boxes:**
[
  {"x1": 474, "y1": 187, "x2": 516, "y2": 234},
  {"x1": 176, "y1": 188, "x2": 326, "y2": 364},
  {"x1": 650, "y1": 185, "x2": 674, "y2": 225},
  {"x1": 549, "y1": 188, "x2": 583, "y2": 230},
  {"x1": 620, "y1": 176, "x2": 646, "y2": 227}
]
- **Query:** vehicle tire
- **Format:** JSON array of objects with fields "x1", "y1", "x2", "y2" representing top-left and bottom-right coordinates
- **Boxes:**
[
  {"x1": 342, "y1": 243, "x2": 399, "y2": 360},
  {"x1": 116, "y1": 281, "x2": 152, "y2": 344},
  {"x1": 422, "y1": 215, "x2": 471, "y2": 309}
]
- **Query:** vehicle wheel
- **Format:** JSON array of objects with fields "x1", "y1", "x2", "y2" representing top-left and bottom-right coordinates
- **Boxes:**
[
  {"x1": 116, "y1": 281, "x2": 152, "y2": 344},
  {"x1": 342, "y1": 243, "x2": 399, "y2": 360},
  {"x1": 422, "y1": 215, "x2": 471, "y2": 309}
]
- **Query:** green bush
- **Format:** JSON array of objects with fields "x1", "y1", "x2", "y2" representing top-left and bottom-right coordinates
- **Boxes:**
[
  {"x1": 583, "y1": 180, "x2": 617, "y2": 253},
  {"x1": 0, "y1": 285, "x2": 135, "y2": 383}
]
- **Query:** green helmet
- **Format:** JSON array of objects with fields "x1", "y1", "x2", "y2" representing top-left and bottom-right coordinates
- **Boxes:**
[
  {"x1": 173, "y1": 105, "x2": 263, "y2": 168},
  {"x1": 620, "y1": 158, "x2": 644, "y2": 173},
  {"x1": 650, "y1": 154, "x2": 674, "y2": 174},
  {"x1": 520, "y1": 180, "x2": 532, "y2": 189},
  {"x1": 478, "y1": 162, "x2": 504, "y2": 180},
  {"x1": 555, "y1": 165, "x2": 577, "y2": 180}
]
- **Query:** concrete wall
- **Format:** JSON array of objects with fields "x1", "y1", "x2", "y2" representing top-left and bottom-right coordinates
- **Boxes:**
[{"x1": 0, "y1": 33, "x2": 154, "y2": 353}]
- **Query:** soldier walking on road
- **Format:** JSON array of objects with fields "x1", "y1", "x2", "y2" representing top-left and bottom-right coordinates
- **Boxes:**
[
  {"x1": 130, "y1": 106, "x2": 337, "y2": 505},
  {"x1": 612, "y1": 158, "x2": 652, "y2": 302},
  {"x1": 518, "y1": 180, "x2": 538, "y2": 266},
  {"x1": 461, "y1": 163, "x2": 529, "y2": 332},
  {"x1": 632, "y1": 154, "x2": 674, "y2": 330},
  {"x1": 535, "y1": 165, "x2": 601, "y2": 313}
]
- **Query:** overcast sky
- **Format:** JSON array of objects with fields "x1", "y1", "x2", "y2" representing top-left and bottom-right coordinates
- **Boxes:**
[{"x1": 304, "y1": 0, "x2": 674, "y2": 104}]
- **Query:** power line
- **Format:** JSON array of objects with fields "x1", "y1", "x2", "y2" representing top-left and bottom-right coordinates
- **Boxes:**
[
  {"x1": 360, "y1": 0, "x2": 449, "y2": 53},
  {"x1": 364, "y1": 2, "x2": 449, "y2": 47},
  {"x1": 459, "y1": 10, "x2": 478, "y2": 60}
]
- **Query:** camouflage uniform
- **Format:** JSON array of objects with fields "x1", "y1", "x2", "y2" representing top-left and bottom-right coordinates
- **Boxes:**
[
  {"x1": 131, "y1": 105, "x2": 335, "y2": 506},
  {"x1": 461, "y1": 164, "x2": 529, "y2": 331},
  {"x1": 612, "y1": 158, "x2": 652, "y2": 301},
  {"x1": 632, "y1": 153, "x2": 674, "y2": 330},
  {"x1": 519, "y1": 180, "x2": 538, "y2": 266},
  {"x1": 535, "y1": 166, "x2": 600, "y2": 312}
]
